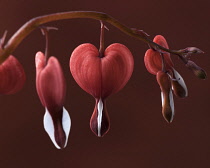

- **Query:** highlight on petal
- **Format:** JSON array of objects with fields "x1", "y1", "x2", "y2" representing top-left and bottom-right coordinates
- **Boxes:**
[
  {"x1": 97, "y1": 98, "x2": 103, "y2": 137},
  {"x1": 35, "y1": 52, "x2": 45, "y2": 76},
  {"x1": 171, "y1": 68, "x2": 188, "y2": 98},
  {"x1": 144, "y1": 35, "x2": 173, "y2": 75},
  {"x1": 0, "y1": 55, "x2": 26, "y2": 94},
  {"x1": 161, "y1": 90, "x2": 175, "y2": 123},
  {"x1": 157, "y1": 71, "x2": 175, "y2": 123},
  {"x1": 90, "y1": 98, "x2": 110, "y2": 137},
  {"x1": 44, "y1": 107, "x2": 71, "y2": 149}
]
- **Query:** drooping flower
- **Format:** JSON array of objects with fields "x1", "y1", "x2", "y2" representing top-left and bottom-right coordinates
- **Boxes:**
[
  {"x1": 156, "y1": 71, "x2": 174, "y2": 123},
  {"x1": 35, "y1": 51, "x2": 71, "y2": 149},
  {"x1": 144, "y1": 35, "x2": 188, "y2": 122},
  {"x1": 70, "y1": 43, "x2": 134, "y2": 137},
  {"x1": 0, "y1": 55, "x2": 26, "y2": 95}
]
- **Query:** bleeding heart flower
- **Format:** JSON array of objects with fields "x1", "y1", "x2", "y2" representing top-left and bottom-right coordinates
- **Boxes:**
[
  {"x1": 0, "y1": 55, "x2": 26, "y2": 95},
  {"x1": 144, "y1": 35, "x2": 189, "y2": 122},
  {"x1": 144, "y1": 35, "x2": 188, "y2": 98},
  {"x1": 144, "y1": 35, "x2": 174, "y2": 75},
  {"x1": 70, "y1": 43, "x2": 134, "y2": 137},
  {"x1": 35, "y1": 51, "x2": 71, "y2": 149}
]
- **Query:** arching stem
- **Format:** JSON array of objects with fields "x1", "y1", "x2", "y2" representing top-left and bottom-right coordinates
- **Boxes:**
[{"x1": 0, "y1": 11, "x2": 203, "y2": 64}]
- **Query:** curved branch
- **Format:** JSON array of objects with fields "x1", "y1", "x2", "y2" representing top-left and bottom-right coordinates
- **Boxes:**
[{"x1": 0, "y1": 11, "x2": 192, "y2": 63}]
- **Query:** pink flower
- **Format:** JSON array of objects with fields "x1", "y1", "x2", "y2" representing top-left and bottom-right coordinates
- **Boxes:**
[
  {"x1": 35, "y1": 52, "x2": 71, "y2": 149},
  {"x1": 70, "y1": 43, "x2": 134, "y2": 137},
  {"x1": 144, "y1": 35, "x2": 188, "y2": 122}
]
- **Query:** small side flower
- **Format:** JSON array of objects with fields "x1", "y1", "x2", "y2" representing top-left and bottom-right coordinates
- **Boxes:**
[{"x1": 0, "y1": 55, "x2": 26, "y2": 95}]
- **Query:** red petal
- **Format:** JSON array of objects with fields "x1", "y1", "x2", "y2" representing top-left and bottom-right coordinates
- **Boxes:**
[
  {"x1": 0, "y1": 55, "x2": 26, "y2": 94},
  {"x1": 69, "y1": 44, "x2": 101, "y2": 98},
  {"x1": 70, "y1": 43, "x2": 134, "y2": 99},
  {"x1": 36, "y1": 52, "x2": 66, "y2": 113},
  {"x1": 101, "y1": 43, "x2": 134, "y2": 98},
  {"x1": 144, "y1": 35, "x2": 174, "y2": 75}
]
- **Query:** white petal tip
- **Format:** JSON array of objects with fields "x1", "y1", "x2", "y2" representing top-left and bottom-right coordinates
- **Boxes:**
[{"x1": 43, "y1": 107, "x2": 71, "y2": 149}]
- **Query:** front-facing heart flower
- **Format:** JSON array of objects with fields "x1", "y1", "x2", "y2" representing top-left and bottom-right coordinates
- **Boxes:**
[
  {"x1": 35, "y1": 51, "x2": 71, "y2": 149},
  {"x1": 70, "y1": 43, "x2": 134, "y2": 137}
]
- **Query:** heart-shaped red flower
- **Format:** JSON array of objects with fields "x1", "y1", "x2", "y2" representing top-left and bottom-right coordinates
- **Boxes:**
[{"x1": 70, "y1": 43, "x2": 134, "y2": 137}]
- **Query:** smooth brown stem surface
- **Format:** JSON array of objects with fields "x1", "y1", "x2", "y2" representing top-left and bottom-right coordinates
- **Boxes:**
[{"x1": 99, "y1": 21, "x2": 105, "y2": 58}]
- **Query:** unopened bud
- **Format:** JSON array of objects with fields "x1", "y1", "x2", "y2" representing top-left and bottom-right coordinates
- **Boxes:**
[
  {"x1": 180, "y1": 47, "x2": 204, "y2": 54},
  {"x1": 186, "y1": 61, "x2": 207, "y2": 79}
]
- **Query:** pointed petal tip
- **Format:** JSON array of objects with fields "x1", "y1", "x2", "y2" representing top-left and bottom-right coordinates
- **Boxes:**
[
  {"x1": 90, "y1": 127, "x2": 109, "y2": 137},
  {"x1": 164, "y1": 116, "x2": 173, "y2": 123},
  {"x1": 162, "y1": 107, "x2": 174, "y2": 123},
  {"x1": 43, "y1": 107, "x2": 71, "y2": 149}
]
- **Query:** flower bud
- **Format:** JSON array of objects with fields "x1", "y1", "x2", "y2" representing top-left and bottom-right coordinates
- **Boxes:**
[
  {"x1": 185, "y1": 60, "x2": 207, "y2": 79},
  {"x1": 180, "y1": 47, "x2": 204, "y2": 54}
]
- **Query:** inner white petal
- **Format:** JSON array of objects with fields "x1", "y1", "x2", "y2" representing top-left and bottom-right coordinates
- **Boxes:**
[
  {"x1": 169, "y1": 89, "x2": 175, "y2": 121},
  {"x1": 62, "y1": 107, "x2": 71, "y2": 148},
  {"x1": 161, "y1": 92, "x2": 164, "y2": 107},
  {"x1": 97, "y1": 98, "x2": 103, "y2": 137},
  {"x1": 43, "y1": 108, "x2": 60, "y2": 149}
]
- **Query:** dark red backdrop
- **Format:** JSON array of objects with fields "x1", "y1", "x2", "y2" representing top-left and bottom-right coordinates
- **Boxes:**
[{"x1": 0, "y1": 0, "x2": 209, "y2": 168}]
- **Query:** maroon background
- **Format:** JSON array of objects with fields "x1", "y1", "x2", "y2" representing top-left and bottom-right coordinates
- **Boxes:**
[{"x1": 0, "y1": 0, "x2": 210, "y2": 168}]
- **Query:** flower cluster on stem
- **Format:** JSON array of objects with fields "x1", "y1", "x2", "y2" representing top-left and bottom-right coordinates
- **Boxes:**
[{"x1": 0, "y1": 11, "x2": 207, "y2": 149}]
